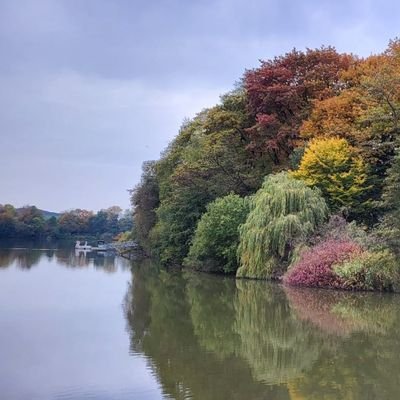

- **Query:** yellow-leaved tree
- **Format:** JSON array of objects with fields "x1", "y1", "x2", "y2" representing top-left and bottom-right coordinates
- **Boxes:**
[{"x1": 292, "y1": 137, "x2": 372, "y2": 219}]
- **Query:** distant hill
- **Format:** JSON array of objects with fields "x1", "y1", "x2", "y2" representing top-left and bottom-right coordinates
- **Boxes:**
[
  {"x1": 39, "y1": 209, "x2": 60, "y2": 220},
  {"x1": 16, "y1": 208, "x2": 60, "y2": 220}
]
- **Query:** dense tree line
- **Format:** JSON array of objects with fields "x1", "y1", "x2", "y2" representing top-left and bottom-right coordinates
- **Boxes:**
[
  {"x1": 130, "y1": 40, "x2": 400, "y2": 291},
  {"x1": 0, "y1": 204, "x2": 133, "y2": 240}
]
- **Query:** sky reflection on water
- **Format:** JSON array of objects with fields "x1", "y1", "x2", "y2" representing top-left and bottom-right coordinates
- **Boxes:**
[{"x1": 1, "y1": 245, "x2": 400, "y2": 400}]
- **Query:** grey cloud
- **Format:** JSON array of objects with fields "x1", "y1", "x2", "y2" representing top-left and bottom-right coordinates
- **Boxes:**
[{"x1": 0, "y1": 0, "x2": 399, "y2": 210}]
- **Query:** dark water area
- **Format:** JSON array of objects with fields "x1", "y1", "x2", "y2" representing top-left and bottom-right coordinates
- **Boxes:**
[{"x1": 1, "y1": 243, "x2": 400, "y2": 399}]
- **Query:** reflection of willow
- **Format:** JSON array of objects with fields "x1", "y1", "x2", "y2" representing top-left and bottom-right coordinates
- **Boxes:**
[
  {"x1": 233, "y1": 281, "x2": 324, "y2": 384},
  {"x1": 123, "y1": 263, "x2": 288, "y2": 400},
  {"x1": 186, "y1": 276, "x2": 330, "y2": 386},
  {"x1": 124, "y1": 266, "x2": 400, "y2": 400},
  {"x1": 285, "y1": 287, "x2": 397, "y2": 336}
]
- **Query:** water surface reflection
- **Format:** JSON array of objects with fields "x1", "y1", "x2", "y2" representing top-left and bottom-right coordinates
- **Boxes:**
[
  {"x1": 0, "y1": 244, "x2": 126, "y2": 272},
  {"x1": 124, "y1": 262, "x2": 400, "y2": 400},
  {"x1": 0, "y1": 245, "x2": 159, "y2": 400},
  {"x1": 2, "y1": 244, "x2": 400, "y2": 400}
]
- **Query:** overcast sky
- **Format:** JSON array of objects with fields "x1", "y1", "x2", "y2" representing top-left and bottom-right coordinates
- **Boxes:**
[{"x1": 0, "y1": 0, "x2": 399, "y2": 212}]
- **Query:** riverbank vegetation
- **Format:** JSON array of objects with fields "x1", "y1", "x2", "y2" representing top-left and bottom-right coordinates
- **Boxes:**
[
  {"x1": 130, "y1": 40, "x2": 400, "y2": 291},
  {"x1": 0, "y1": 204, "x2": 133, "y2": 240}
]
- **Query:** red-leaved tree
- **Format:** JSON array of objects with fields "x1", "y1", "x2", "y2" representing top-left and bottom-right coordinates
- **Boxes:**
[{"x1": 244, "y1": 47, "x2": 354, "y2": 164}]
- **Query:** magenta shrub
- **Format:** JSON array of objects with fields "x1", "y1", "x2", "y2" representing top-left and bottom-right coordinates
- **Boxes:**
[{"x1": 284, "y1": 239, "x2": 362, "y2": 289}]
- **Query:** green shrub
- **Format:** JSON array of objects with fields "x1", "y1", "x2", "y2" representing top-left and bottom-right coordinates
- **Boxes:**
[
  {"x1": 184, "y1": 194, "x2": 250, "y2": 274},
  {"x1": 333, "y1": 256, "x2": 368, "y2": 290},
  {"x1": 334, "y1": 250, "x2": 399, "y2": 291}
]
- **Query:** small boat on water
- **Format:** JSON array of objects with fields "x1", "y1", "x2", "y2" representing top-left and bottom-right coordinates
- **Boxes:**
[
  {"x1": 75, "y1": 241, "x2": 92, "y2": 250},
  {"x1": 94, "y1": 241, "x2": 108, "y2": 251},
  {"x1": 75, "y1": 240, "x2": 108, "y2": 251}
]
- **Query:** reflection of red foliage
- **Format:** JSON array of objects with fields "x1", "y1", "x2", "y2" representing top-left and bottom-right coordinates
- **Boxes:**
[
  {"x1": 284, "y1": 239, "x2": 362, "y2": 289},
  {"x1": 285, "y1": 286, "x2": 356, "y2": 337}
]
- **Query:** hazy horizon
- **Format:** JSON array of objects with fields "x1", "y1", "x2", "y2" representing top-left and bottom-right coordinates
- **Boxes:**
[{"x1": 1, "y1": 0, "x2": 399, "y2": 211}]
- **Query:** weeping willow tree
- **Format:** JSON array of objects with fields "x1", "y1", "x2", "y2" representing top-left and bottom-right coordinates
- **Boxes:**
[{"x1": 237, "y1": 172, "x2": 329, "y2": 279}]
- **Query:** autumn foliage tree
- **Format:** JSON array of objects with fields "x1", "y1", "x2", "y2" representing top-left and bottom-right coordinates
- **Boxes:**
[
  {"x1": 300, "y1": 40, "x2": 400, "y2": 209},
  {"x1": 129, "y1": 39, "x2": 400, "y2": 285},
  {"x1": 300, "y1": 89, "x2": 373, "y2": 149},
  {"x1": 58, "y1": 209, "x2": 94, "y2": 234},
  {"x1": 244, "y1": 47, "x2": 353, "y2": 165},
  {"x1": 292, "y1": 138, "x2": 372, "y2": 219}
]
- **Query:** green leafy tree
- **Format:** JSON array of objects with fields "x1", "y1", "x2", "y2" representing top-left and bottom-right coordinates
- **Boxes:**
[
  {"x1": 0, "y1": 204, "x2": 17, "y2": 237},
  {"x1": 16, "y1": 206, "x2": 46, "y2": 237},
  {"x1": 103, "y1": 206, "x2": 122, "y2": 235},
  {"x1": 184, "y1": 194, "x2": 250, "y2": 274},
  {"x1": 130, "y1": 161, "x2": 159, "y2": 252},
  {"x1": 118, "y1": 209, "x2": 134, "y2": 232},
  {"x1": 380, "y1": 148, "x2": 400, "y2": 253},
  {"x1": 89, "y1": 210, "x2": 108, "y2": 233},
  {"x1": 45, "y1": 216, "x2": 58, "y2": 236},
  {"x1": 153, "y1": 180, "x2": 212, "y2": 265},
  {"x1": 237, "y1": 172, "x2": 328, "y2": 279},
  {"x1": 184, "y1": 90, "x2": 266, "y2": 195},
  {"x1": 151, "y1": 91, "x2": 261, "y2": 265},
  {"x1": 147, "y1": 117, "x2": 205, "y2": 263}
]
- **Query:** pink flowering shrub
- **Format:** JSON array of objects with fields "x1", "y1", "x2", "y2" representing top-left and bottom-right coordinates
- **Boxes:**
[{"x1": 283, "y1": 239, "x2": 362, "y2": 289}]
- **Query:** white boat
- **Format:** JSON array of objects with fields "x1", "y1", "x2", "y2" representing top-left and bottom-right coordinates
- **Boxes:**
[
  {"x1": 95, "y1": 240, "x2": 107, "y2": 251},
  {"x1": 75, "y1": 240, "x2": 110, "y2": 251},
  {"x1": 75, "y1": 241, "x2": 92, "y2": 250}
]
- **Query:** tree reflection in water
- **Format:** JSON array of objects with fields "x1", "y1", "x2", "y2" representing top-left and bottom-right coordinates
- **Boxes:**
[
  {"x1": 285, "y1": 286, "x2": 400, "y2": 400},
  {"x1": 123, "y1": 262, "x2": 400, "y2": 400},
  {"x1": 285, "y1": 286, "x2": 398, "y2": 336},
  {"x1": 0, "y1": 244, "x2": 121, "y2": 272},
  {"x1": 124, "y1": 264, "x2": 288, "y2": 400},
  {"x1": 55, "y1": 249, "x2": 121, "y2": 272},
  {"x1": 233, "y1": 281, "x2": 325, "y2": 384},
  {"x1": 0, "y1": 248, "x2": 43, "y2": 269}
]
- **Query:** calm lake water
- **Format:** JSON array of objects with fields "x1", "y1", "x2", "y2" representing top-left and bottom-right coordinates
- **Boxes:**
[{"x1": 1, "y1": 242, "x2": 400, "y2": 399}]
